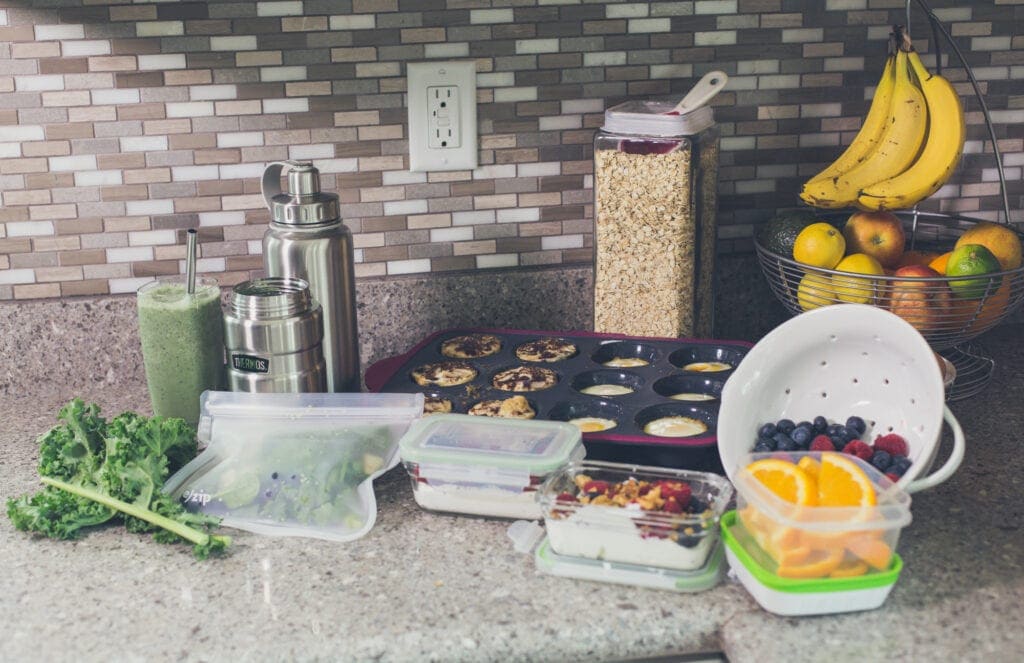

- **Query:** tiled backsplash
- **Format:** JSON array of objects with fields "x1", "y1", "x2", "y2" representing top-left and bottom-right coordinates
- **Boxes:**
[{"x1": 0, "y1": 0, "x2": 1021, "y2": 300}]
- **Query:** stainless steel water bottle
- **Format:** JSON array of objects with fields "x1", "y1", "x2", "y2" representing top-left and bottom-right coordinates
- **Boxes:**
[
  {"x1": 223, "y1": 277, "x2": 327, "y2": 393},
  {"x1": 261, "y1": 161, "x2": 360, "y2": 392}
]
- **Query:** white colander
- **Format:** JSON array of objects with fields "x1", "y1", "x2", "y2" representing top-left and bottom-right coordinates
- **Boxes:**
[{"x1": 718, "y1": 304, "x2": 964, "y2": 494}]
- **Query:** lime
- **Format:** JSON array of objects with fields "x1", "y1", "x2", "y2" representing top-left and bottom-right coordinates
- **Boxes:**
[
  {"x1": 215, "y1": 470, "x2": 262, "y2": 509},
  {"x1": 946, "y1": 243, "x2": 1001, "y2": 299},
  {"x1": 793, "y1": 222, "x2": 845, "y2": 269}
]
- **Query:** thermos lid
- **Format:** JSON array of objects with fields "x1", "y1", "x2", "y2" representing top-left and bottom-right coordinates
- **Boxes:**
[{"x1": 261, "y1": 160, "x2": 340, "y2": 226}]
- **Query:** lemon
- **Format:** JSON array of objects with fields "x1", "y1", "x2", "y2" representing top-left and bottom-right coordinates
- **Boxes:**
[
  {"x1": 956, "y1": 221, "x2": 1022, "y2": 271},
  {"x1": 832, "y1": 253, "x2": 884, "y2": 304},
  {"x1": 797, "y1": 273, "x2": 835, "y2": 311},
  {"x1": 215, "y1": 470, "x2": 262, "y2": 509},
  {"x1": 946, "y1": 243, "x2": 1001, "y2": 300},
  {"x1": 793, "y1": 222, "x2": 845, "y2": 269}
]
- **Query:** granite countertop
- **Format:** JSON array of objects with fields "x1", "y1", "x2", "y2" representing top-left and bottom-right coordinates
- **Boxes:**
[{"x1": 3, "y1": 294, "x2": 1024, "y2": 661}]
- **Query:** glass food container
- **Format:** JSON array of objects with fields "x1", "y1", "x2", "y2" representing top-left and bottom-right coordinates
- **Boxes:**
[
  {"x1": 537, "y1": 460, "x2": 733, "y2": 571},
  {"x1": 593, "y1": 101, "x2": 720, "y2": 338},
  {"x1": 398, "y1": 414, "x2": 584, "y2": 520}
]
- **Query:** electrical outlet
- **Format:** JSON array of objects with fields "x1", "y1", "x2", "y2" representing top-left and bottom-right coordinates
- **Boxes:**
[{"x1": 408, "y1": 61, "x2": 477, "y2": 172}]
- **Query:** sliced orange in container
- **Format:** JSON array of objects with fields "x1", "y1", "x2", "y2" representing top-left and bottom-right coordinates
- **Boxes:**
[
  {"x1": 829, "y1": 558, "x2": 870, "y2": 578},
  {"x1": 817, "y1": 452, "x2": 876, "y2": 507},
  {"x1": 746, "y1": 458, "x2": 817, "y2": 506},
  {"x1": 797, "y1": 455, "x2": 821, "y2": 482},
  {"x1": 776, "y1": 547, "x2": 844, "y2": 579},
  {"x1": 847, "y1": 536, "x2": 893, "y2": 571}
]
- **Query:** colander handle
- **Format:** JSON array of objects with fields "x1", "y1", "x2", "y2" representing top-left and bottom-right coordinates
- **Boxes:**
[{"x1": 906, "y1": 405, "x2": 965, "y2": 494}]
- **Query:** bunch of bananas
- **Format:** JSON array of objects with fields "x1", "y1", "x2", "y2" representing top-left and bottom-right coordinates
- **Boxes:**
[{"x1": 800, "y1": 30, "x2": 965, "y2": 212}]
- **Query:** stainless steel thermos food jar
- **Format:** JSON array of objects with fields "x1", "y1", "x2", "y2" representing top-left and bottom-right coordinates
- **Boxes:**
[
  {"x1": 261, "y1": 161, "x2": 360, "y2": 392},
  {"x1": 223, "y1": 277, "x2": 327, "y2": 393}
]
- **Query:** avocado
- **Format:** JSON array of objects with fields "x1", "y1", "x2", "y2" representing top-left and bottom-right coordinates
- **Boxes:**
[{"x1": 757, "y1": 209, "x2": 822, "y2": 258}]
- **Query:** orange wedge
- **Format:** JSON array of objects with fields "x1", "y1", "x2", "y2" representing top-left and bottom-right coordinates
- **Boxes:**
[
  {"x1": 846, "y1": 536, "x2": 893, "y2": 571},
  {"x1": 776, "y1": 547, "x2": 844, "y2": 579},
  {"x1": 829, "y1": 558, "x2": 869, "y2": 578},
  {"x1": 817, "y1": 452, "x2": 876, "y2": 507},
  {"x1": 746, "y1": 458, "x2": 818, "y2": 506},
  {"x1": 797, "y1": 456, "x2": 821, "y2": 482}
]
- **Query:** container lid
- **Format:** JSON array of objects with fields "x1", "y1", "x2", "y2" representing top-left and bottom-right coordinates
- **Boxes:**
[
  {"x1": 732, "y1": 452, "x2": 912, "y2": 533},
  {"x1": 602, "y1": 100, "x2": 715, "y2": 137},
  {"x1": 261, "y1": 160, "x2": 340, "y2": 226},
  {"x1": 399, "y1": 414, "x2": 583, "y2": 476},
  {"x1": 535, "y1": 536, "x2": 724, "y2": 593},
  {"x1": 721, "y1": 511, "x2": 902, "y2": 593}
]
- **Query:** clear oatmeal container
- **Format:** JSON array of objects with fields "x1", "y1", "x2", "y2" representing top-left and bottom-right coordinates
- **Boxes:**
[
  {"x1": 398, "y1": 414, "x2": 584, "y2": 520},
  {"x1": 593, "y1": 101, "x2": 720, "y2": 338}
]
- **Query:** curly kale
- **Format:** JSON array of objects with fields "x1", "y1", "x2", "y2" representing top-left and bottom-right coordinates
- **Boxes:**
[{"x1": 6, "y1": 398, "x2": 229, "y2": 559}]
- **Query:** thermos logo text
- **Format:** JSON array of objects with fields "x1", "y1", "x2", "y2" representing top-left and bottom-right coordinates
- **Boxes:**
[{"x1": 232, "y1": 354, "x2": 269, "y2": 373}]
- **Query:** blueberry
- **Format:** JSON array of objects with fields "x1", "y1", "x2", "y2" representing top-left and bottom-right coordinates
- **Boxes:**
[
  {"x1": 797, "y1": 421, "x2": 812, "y2": 432},
  {"x1": 676, "y1": 523, "x2": 705, "y2": 548},
  {"x1": 827, "y1": 423, "x2": 844, "y2": 438},
  {"x1": 774, "y1": 433, "x2": 797, "y2": 452},
  {"x1": 846, "y1": 416, "x2": 867, "y2": 435},
  {"x1": 871, "y1": 450, "x2": 893, "y2": 472},
  {"x1": 689, "y1": 497, "x2": 708, "y2": 513},
  {"x1": 890, "y1": 456, "x2": 912, "y2": 477},
  {"x1": 754, "y1": 441, "x2": 773, "y2": 453},
  {"x1": 791, "y1": 426, "x2": 813, "y2": 447},
  {"x1": 813, "y1": 416, "x2": 828, "y2": 433},
  {"x1": 759, "y1": 422, "x2": 778, "y2": 438},
  {"x1": 758, "y1": 435, "x2": 778, "y2": 451},
  {"x1": 776, "y1": 419, "x2": 796, "y2": 434}
]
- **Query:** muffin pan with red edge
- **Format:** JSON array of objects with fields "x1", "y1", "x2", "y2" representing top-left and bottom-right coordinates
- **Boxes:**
[{"x1": 364, "y1": 328, "x2": 752, "y2": 471}]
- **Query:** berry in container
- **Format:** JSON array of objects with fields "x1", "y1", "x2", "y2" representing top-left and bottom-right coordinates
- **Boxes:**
[
  {"x1": 398, "y1": 414, "x2": 584, "y2": 520},
  {"x1": 537, "y1": 460, "x2": 733, "y2": 571},
  {"x1": 732, "y1": 451, "x2": 912, "y2": 581}
]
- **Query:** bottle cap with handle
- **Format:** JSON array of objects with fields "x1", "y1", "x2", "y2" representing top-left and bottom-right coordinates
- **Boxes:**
[{"x1": 261, "y1": 160, "x2": 340, "y2": 226}]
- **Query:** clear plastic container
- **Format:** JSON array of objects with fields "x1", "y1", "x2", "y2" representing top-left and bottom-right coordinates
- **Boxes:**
[
  {"x1": 537, "y1": 460, "x2": 733, "y2": 571},
  {"x1": 733, "y1": 451, "x2": 912, "y2": 579},
  {"x1": 721, "y1": 511, "x2": 903, "y2": 616},
  {"x1": 593, "y1": 101, "x2": 720, "y2": 338},
  {"x1": 163, "y1": 391, "x2": 423, "y2": 542},
  {"x1": 398, "y1": 414, "x2": 584, "y2": 520}
]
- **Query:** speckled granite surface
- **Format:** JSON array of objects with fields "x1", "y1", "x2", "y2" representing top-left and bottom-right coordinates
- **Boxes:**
[{"x1": 3, "y1": 264, "x2": 1024, "y2": 661}]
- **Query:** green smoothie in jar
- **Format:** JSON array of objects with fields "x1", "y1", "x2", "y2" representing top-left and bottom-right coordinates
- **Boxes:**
[{"x1": 137, "y1": 276, "x2": 225, "y2": 427}]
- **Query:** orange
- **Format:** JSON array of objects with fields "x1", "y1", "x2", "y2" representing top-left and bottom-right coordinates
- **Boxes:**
[
  {"x1": 949, "y1": 278, "x2": 1011, "y2": 334},
  {"x1": 832, "y1": 253, "x2": 885, "y2": 304},
  {"x1": 829, "y1": 558, "x2": 870, "y2": 578},
  {"x1": 746, "y1": 458, "x2": 818, "y2": 506},
  {"x1": 776, "y1": 547, "x2": 844, "y2": 579},
  {"x1": 956, "y1": 221, "x2": 1023, "y2": 271},
  {"x1": 846, "y1": 536, "x2": 893, "y2": 571},
  {"x1": 928, "y1": 251, "x2": 951, "y2": 274},
  {"x1": 797, "y1": 456, "x2": 821, "y2": 482},
  {"x1": 946, "y1": 243, "x2": 1001, "y2": 300},
  {"x1": 793, "y1": 222, "x2": 846, "y2": 269},
  {"x1": 817, "y1": 452, "x2": 876, "y2": 507}
]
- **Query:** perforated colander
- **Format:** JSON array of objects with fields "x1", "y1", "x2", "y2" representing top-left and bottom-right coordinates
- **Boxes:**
[{"x1": 718, "y1": 304, "x2": 964, "y2": 493}]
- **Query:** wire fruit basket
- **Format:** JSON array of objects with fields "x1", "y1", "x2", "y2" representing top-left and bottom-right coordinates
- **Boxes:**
[
  {"x1": 756, "y1": 212, "x2": 1024, "y2": 401},
  {"x1": 757, "y1": 0, "x2": 1021, "y2": 402}
]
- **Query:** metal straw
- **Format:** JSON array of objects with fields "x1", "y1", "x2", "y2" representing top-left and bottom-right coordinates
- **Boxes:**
[{"x1": 186, "y1": 228, "x2": 198, "y2": 295}]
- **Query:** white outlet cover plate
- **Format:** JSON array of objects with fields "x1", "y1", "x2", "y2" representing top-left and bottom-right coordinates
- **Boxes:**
[{"x1": 407, "y1": 61, "x2": 478, "y2": 172}]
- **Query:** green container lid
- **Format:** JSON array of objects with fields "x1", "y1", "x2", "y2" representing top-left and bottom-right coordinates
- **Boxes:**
[
  {"x1": 721, "y1": 511, "x2": 902, "y2": 594},
  {"x1": 399, "y1": 414, "x2": 583, "y2": 489}
]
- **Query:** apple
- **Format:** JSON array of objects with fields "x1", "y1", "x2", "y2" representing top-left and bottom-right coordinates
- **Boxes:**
[
  {"x1": 843, "y1": 211, "x2": 906, "y2": 269},
  {"x1": 887, "y1": 265, "x2": 951, "y2": 332}
]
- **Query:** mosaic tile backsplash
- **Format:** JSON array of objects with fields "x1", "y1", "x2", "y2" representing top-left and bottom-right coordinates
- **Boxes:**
[{"x1": 0, "y1": 0, "x2": 1022, "y2": 300}]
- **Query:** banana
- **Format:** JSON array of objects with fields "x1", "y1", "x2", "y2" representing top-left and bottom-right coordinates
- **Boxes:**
[
  {"x1": 801, "y1": 54, "x2": 897, "y2": 190},
  {"x1": 802, "y1": 50, "x2": 927, "y2": 209},
  {"x1": 856, "y1": 51, "x2": 965, "y2": 211}
]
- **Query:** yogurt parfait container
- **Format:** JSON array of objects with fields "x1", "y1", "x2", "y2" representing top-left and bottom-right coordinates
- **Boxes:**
[
  {"x1": 398, "y1": 414, "x2": 584, "y2": 520},
  {"x1": 537, "y1": 460, "x2": 733, "y2": 571}
]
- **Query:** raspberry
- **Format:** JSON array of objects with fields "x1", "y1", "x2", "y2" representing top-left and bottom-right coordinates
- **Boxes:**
[
  {"x1": 810, "y1": 435, "x2": 835, "y2": 452},
  {"x1": 842, "y1": 440, "x2": 874, "y2": 462},
  {"x1": 555, "y1": 492, "x2": 577, "y2": 503},
  {"x1": 885, "y1": 473, "x2": 900, "y2": 483},
  {"x1": 582, "y1": 480, "x2": 609, "y2": 495},
  {"x1": 874, "y1": 433, "x2": 909, "y2": 457},
  {"x1": 662, "y1": 497, "x2": 684, "y2": 514},
  {"x1": 657, "y1": 481, "x2": 692, "y2": 508}
]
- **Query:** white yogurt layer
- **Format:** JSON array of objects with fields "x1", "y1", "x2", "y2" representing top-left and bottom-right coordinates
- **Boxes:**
[
  {"x1": 545, "y1": 506, "x2": 713, "y2": 570},
  {"x1": 412, "y1": 482, "x2": 541, "y2": 520}
]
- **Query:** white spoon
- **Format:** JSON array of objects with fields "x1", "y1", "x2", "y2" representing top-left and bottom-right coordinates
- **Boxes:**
[{"x1": 666, "y1": 70, "x2": 729, "y2": 115}]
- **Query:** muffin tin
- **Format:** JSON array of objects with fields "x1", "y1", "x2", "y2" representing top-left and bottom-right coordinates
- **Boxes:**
[{"x1": 365, "y1": 328, "x2": 752, "y2": 470}]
